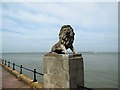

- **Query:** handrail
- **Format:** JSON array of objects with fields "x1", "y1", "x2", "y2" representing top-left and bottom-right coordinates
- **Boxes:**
[
  {"x1": 1, "y1": 59, "x2": 92, "y2": 89},
  {"x1": 2, "y1": 59, "x2": 43, "y2": 82},
  {"x1": 22, "y1": 66, "x2": 34, "y2": 72},
  {"x1": 22, "y1": 66, "x2": 43, "y2": 76}
]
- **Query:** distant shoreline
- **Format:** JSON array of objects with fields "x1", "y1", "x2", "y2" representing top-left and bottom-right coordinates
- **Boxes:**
[{"x1": 1, "y1": 52, "x2": 118, "y2": 54}]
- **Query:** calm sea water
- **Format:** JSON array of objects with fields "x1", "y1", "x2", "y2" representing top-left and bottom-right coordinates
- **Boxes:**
[{"x1": 2, "y1": 52, "x2": 118, "y2": 88}]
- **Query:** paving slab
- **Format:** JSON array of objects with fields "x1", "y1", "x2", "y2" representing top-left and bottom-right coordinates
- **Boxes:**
[{"x1": 1, "y1": 64, "x2": 30, "y2": 88}]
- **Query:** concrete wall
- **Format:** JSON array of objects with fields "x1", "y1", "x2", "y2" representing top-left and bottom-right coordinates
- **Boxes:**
[{"x1": 44, "y1": 54, "x2": 84, "y2": 88}]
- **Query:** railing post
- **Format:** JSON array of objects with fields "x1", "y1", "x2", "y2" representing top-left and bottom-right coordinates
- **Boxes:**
[
  {"x1": 5, "y1": 60, "x2": 6, "y2": 65},
  {"x1": 33, "y1": 68, "x2": 37, "y2": 82},
  {"x1": 13, "y1": 63, "x2": 15, "y2": 70},
  {"x1": 8, "y1": 61, "x2": 10, "y2": 67},
  {"x1": 2, "y1": 59, "x2": 4, "y2": 64},
  {"x1": 20, "y1": 65, "x2": 22, "y2": 74}
]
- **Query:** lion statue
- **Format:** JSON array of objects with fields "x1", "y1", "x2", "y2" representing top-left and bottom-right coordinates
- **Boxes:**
[{"x1": 51, "y1": 25, "x2": 77, "y2": 54}]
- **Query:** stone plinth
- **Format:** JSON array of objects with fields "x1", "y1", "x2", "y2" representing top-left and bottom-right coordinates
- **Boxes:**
[{"x1": 44, "y1": 54, "x2": 84, "y2": 88}]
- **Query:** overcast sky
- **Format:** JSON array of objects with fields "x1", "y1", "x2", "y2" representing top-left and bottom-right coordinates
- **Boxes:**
[{"x1": 1, "y1": 2, "x2": 118, "y2": 53}]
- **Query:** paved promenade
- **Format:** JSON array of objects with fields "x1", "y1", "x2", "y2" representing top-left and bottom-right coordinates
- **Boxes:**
[{"x1": 0, "y1": 64, "x2": 30, "y2": 88}]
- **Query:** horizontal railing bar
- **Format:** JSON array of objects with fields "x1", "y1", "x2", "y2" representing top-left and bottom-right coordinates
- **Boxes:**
[
  {"x1": 5, "y1": 60, "x2": 8, "y2": 63},
  {"x1": 36, "y1": 71, "x2": 44, "y2": 76},
  {"x1": 10, "y1": 62, "x2": 13, "y2": 65},
  {"x1": 15, "y1": 64, "x2": 20, "y2": 67},
  {"x1": 22, "y1": 66, "x2": 34, "y2": 72},
  {"x1": 2, "y1": 59, "x2": 44, "y2": 76},
  {"x1": 22, "y1": 67, "x2": 44, "y2": 76}
]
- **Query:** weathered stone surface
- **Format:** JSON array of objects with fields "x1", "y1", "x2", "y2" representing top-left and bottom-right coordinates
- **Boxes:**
[{"x1": 44, "y1": 54, "x2": 84, "y2": 88}]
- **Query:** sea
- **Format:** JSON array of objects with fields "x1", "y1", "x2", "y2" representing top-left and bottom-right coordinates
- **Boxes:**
[{"x1": 1, "y1": 52, "x2": 118, "y2": 88}]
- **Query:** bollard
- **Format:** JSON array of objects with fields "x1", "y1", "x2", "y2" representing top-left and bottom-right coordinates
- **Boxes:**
[
  {"x1": 20, "y1": 65, "x2": 22, "y2": 74},
  {"x1": 2, "y1": 59, "x2": 4, "y2": 64},
  {"x1": 8, "y1": 61, "x2": 10, "y2": 67},
  {"x1": 5, "y1": 60, "x2": 6, "y2": 65},
  {"x1": 13, "y1": 63, "x2": 15, "y2": 70},
  {"x1": 33, "y1": 68, "x2": 37, "y2": 82}
]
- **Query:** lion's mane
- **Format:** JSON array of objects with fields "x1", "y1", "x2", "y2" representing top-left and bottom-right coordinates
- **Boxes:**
[{"x1": 59, "y1": 25, "x2": 75, "y2": 48}]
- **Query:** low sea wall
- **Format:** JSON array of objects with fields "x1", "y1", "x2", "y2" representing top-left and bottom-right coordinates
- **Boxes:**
[{"x1": 2, "y1": 64, "x2": 43, "y2": 89}]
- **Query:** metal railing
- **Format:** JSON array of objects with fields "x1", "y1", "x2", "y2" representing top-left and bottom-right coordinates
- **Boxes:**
[
  {"x1": 1, "y1": 59, "x2": 92, "y2": 90},
  {"x1": 2, "y1": 59, "x2": 44, "y2": 82}
]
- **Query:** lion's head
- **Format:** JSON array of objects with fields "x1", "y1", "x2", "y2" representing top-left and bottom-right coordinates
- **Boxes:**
[{"x1": 59, "y1": 25, "x2": 75, "y2": 48}]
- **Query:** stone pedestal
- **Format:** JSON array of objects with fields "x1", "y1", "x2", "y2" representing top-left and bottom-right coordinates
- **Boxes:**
[{"x1": 44, "y1": 54, "x2": 84, "y2": 88}]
